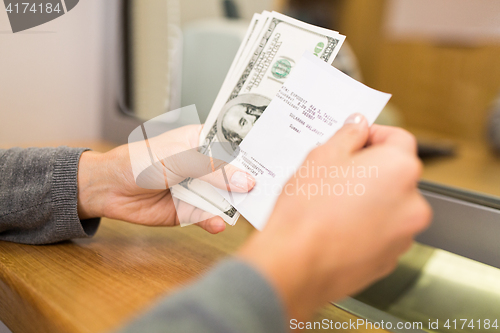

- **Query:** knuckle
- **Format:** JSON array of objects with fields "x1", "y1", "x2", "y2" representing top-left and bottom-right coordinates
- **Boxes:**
[
  {"x1": 419, "y1": 199, "x2": 433, "y2": 229},
  {"x1": 407, "y1": 156, "x2": 423, "y2": 180},
  {"x1": 394, "y1": 128, "x2": 418, "y2": 152},
  {"x1": 212, "y1": 158, "x2": 228, "y2": 172},
  {"x1": 345, "y1": 125, "x2": 361, "y2": 135},
  {"x1": 402, "y1": 130, "x2": 418, "y2": 152},
  {"x1": 343, "y1": 126, "x2": 363, "y2": 140},
  {"x1": 411, "y1": 197, "x2": 433, "y2": 233},
  {"x1": 394, "y1": 153, "x2": 421, "y2": 180},
  {"x1": 415, "y1": 158, "x2": 424, "y2": 178},
  {"x1": 382, "y1": 149, "x2": 400, "y2": 166},
  {"x1": 307, "y1": 146, "x2": 326, "y2": 162}
]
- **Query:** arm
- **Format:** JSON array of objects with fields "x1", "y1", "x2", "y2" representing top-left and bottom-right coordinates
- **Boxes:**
[
  {"x1": 117, "y1": 115, "x2": 431, "y2": 331},
  {"x1": 238, "y1": 115, "x2": 431, "y2": 321},
  {"x1": 117, "y1": 260, "x2": 287, "y2": 333},
  {"x1": 0, "y1": 125, "x2": 256, "y2": 243},
  {"x1": 0, "y1": 147, "x2": 99, "y2": 244}
]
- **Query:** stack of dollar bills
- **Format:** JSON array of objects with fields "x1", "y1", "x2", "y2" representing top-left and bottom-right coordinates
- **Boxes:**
[{"x1": 170, "y1": 11, "x2": 346, "y2": 226}]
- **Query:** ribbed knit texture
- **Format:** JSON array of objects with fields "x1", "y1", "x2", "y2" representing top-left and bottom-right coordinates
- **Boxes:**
[
  {"x1": 0, "y1": 148, "x2": 288, "y2": 333},
  {"x1": 0, "y1": 147, "x2": 100, "y2": 244}
]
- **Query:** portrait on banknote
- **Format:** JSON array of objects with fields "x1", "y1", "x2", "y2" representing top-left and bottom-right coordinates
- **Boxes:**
[{"x1": 217, "y1": 94, "x2": 271, "y2": 153}]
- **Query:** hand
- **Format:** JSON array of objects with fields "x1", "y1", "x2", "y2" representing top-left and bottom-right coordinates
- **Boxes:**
[
  {"x1": 76, "y1": 125, "x2": 255, "y2": 234},
  {"x1": 238, "y1": 114, "x2": 432, "y2": 320}
]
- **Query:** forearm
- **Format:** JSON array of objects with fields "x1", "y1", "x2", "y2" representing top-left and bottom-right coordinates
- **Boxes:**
[
  {"x1": 0, "y1": 147, "x2": 100, "y2": 244},
  {"x1": 117, "y1": 259, "x2": 287, "y2": 333}
]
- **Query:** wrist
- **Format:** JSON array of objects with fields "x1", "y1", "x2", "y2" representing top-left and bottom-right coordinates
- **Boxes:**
[{"x1": 77, "y1": 150, "x2": 112, "y2": 220}]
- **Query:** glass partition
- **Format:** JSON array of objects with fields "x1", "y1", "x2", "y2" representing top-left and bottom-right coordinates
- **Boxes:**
[
  {"x1": 276, "y1": 0, "x2": 500, "y2": 330},
  {"x1": 353, "y1": 242, "x2": 500, "y2": 333}
]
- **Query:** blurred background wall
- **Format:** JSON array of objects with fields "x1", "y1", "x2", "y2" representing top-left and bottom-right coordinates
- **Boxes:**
[
  {"x1": 2, "y1": 0, "x2": 500, "y2": 162},
  {"x1": 180, "y1": 0, "x2": 272, "y2": 24},
  {"x1": 0, "y1": 0, "x2": 106, "y2": 146},
  {"x1": 0, "y1": 0, "x2": 272, "y2": 147},
  {"x1": 276, "y1": 0, "x2": 500, "y2": 144},
  {"x1": 341, "y1": 0, "x2": 500, "y2": 144}
]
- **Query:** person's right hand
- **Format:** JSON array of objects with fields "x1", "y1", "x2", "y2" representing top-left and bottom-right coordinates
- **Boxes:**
[{"x1": 238, "y1": 114, "x2": 432, "y2": 321}]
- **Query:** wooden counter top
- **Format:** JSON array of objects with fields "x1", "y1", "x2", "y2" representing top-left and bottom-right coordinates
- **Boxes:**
[
  {"x1": 0, "y1": 141, "x2": 384, "y2": 333},
  {"x1": 2, "y1": 134, "x2": 499, "y2": 332},
  {"x1": 0, "y1": 217, "x2": 384, "y2": 333}
]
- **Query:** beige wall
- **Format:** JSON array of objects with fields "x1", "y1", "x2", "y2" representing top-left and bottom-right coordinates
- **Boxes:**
[
  {"x1": 180, "y1": 0, "x2": 273, "y2": 25},
  {"x1": 131, "y1": 0, "x2": 274, "y2": 120},
  {"x1": 0, "y1": 0, "x2": 106, "y2": 146},
  {"x1": 0, "y1": 0, "x2": 274, "y2": 146},
  {"x1": 338, "y1": 0, "x2": 500, "y2": 143}
]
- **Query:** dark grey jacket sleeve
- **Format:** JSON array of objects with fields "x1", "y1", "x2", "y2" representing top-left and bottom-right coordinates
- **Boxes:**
[
  {"x1": 118, "y1": 259, "x2": 287, "y2": 333},
  {"x1": 0, "y1": 147, "x2": 100, "y2": 244}
]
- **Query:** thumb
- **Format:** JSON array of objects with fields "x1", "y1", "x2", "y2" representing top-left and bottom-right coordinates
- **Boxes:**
[
  {"x1": 161, "y1": 147, "x2": 255, "y2": 192},
  {"x1": 325, "y1": 113, "x2": 370, "y2": 155}
]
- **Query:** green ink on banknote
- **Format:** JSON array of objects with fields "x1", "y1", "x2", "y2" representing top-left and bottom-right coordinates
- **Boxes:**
[
  {"x1": 314, "y1": 42, "x2": 325, "y2": 56},
  {"x1": 272, "y1": 59, "x2": 292, "y2": 79}
]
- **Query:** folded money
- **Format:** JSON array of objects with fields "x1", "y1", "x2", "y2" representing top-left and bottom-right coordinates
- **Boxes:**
[{"x1": 172, "y1": 11, "x2": 346, "y2": 225}]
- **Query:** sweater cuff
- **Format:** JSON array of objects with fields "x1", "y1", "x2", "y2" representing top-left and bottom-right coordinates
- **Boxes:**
[{"x1": 52, "y1": 147, "x2": 100, "y2": 241}]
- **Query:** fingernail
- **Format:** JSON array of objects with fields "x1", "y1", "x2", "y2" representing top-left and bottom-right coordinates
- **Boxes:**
[
  {"x1": 231, "y1": 171, "x2": 255, "y2": 190},
  {"x1": 344, "y1": 113, "x2": 364, "y2": 125}
]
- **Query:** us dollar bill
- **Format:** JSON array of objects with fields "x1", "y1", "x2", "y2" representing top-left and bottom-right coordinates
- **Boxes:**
[{"x1": 172, "y1": 12, "x2": 345, "y2": 225}]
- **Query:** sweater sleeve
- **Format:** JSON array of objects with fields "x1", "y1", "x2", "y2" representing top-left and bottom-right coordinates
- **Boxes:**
[
  {"x1": 0, "y1": 147, "x2": 100, "y2": 244},
  {"x1": 117, "y1": 259, "x2": 288, "y2": 333}
]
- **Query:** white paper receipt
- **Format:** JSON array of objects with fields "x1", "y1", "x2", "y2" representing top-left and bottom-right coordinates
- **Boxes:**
[{"x1": 217, "y1": 52, "x2": 392, "y2": 230}]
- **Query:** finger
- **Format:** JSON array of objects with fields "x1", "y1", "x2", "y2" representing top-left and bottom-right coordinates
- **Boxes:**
[
  {"x1": 385, "y1": 190, "x2": 433, "y2": 236},
  {"x1": 368, "y1": 125, "x2": 418, "y2": 154},
  {"x1": 161, "y1": 147, "x2": 255, "y2": 192},
  {"x1": 195, "y1": 216, "x2": 226, "y2": 234},
  {"x1": 403, "y1": 191, "x2": 433, "y2": 235},
  {"x1": 173, "y1": 199, "x2": 197, "y2": 225},
  {"x1": 174, "y1": 199, "x2": 212, "y2": 225},
  {"x1": 172, "y1": 199, "x2": 227, "y2": 234},
  {"x1": 323, "y1": 113, "x2": 369, "y2": 155},
  {"x1": 198, "y1": 164, "x2": 256, "y2": 193}
]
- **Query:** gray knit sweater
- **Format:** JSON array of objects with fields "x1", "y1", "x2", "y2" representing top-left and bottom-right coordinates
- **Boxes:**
[
  {"x1": 0, "y1": 147, "x2": 99, "y2": 244},
  {"x1": 0, "y1": 147, "x2": 286, "y2": 333}
]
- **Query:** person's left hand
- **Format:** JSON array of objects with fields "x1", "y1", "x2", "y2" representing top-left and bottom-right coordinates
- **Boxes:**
[{"x1": 76, "y1": 125, "x2": 255, "y2": 234}]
